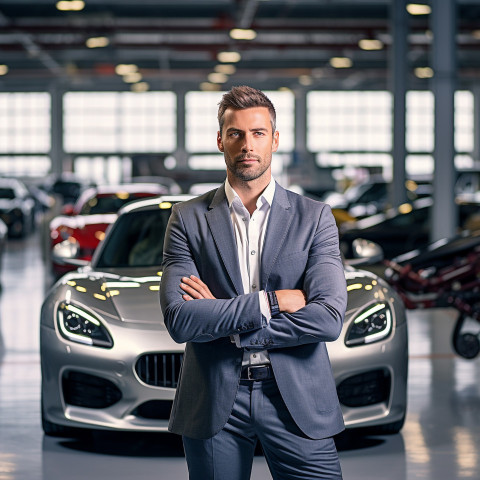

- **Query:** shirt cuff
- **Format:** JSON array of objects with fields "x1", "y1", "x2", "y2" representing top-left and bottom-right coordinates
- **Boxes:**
[
  {"x1": 260, "y1": 290, "x2": 271, "y2": 324},
  {"x1": 230, "y1": 334, "x2": 241, "y2": 347}
]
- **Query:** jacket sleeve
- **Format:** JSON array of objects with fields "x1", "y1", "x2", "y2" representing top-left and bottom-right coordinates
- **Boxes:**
[
  {"x1": 238, "y1": 204, "x2": 347, "y2": 350},
  {"x1": 159, "y1": 204, "x2": 266, "y2": 344}
]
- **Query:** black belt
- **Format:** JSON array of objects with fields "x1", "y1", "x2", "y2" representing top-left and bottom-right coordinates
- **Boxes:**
[{"x1": 240, "y1": 365, "x2": 274, "y2": 381}]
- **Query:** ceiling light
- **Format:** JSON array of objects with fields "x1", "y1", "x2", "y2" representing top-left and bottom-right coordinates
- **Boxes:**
[
  {"x1": 131, "y1": 82, "x2": 149, "y2": 92},
  {"x1": 358, "y1": 39, "x2": 384, "y2": 51},
  {"x1": 229, "y1": 29, "x2": 257, "y2": 41},
  {"x1": 199, "y1": 82, "x2": 221, "y2": 91},
  {"x1": 0, "y1": 65, "x2": 8, "y2": 75},
  {"x1": 414, "y1": 67, "x2": 434, "y2": 78},
  {"x1": 329, "y1": 57, "x2": 353, "y2": 69},
  {"x1": 298, "y1": 75, "x2": 312, "y2": 86},
  {"x1": 406, "y1": 4, "x2": 431, "y2": 15},
  {"x1": 208, "y1": 72, "x2": 228, "y2": 84},
  {"x1": 56, "y1": 0, "x2": 85, "y2": 11},
  {"x1": 86, "y1": 37, "x2": 109, "y2": 48},
  {"x1": 214, "y1": 64, "x2": 236, "y2": 75},
  {"x1": 217, "y1": 51, "x2": 241, "y2": 63},
  {"x1": 123, "y1": 72, "x2": 143, "y2": 83},
  {"x1": 115, "y1": 64, "x2": 138, "y2": 76}
]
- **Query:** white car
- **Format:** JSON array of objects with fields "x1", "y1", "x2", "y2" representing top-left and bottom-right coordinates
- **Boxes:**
[{"x1": 40, "y1": 195, "x2": 408, "y2": 437}]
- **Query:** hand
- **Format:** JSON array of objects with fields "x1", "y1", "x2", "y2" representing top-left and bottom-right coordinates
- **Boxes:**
[
  {"x1": 180, "y1": 275, "x2": 216, "y2": 301},
  {"x1": 275, "y1": 289, "x2": 307, "y2": 314}
]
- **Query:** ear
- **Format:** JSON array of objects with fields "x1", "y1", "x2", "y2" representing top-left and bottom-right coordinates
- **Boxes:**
[
  {"x1": 217, "y1": 131, "x2": 224, "y2": 152},
  {"x1": 272, "y1": 130, "x2": 279, "y2": 153}
]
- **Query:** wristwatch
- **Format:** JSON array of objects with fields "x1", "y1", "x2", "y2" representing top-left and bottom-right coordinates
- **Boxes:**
[{"x1": 267, "y1": 290, "x2": 280, "y2": 316}]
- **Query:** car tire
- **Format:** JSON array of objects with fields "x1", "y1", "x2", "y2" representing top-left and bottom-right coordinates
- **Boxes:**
[
  {"x1": 361, "y1": 415, "x2": 406, "y2": 435},
  {"x1": 41, "y1": 397, "x2": 87, "y2": 438}
]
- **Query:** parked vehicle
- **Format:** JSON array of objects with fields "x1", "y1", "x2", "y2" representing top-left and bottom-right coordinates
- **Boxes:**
[
  {"x1": 384, "y1": 231, "x2": 480, "y2": 359},
  {"x1": 0, "y1": 177, "x2": 36, "y2": 238},
  {"x1": 48, "y1": 183, "x2": 169, "y2": 278},
  {"x1": 340, "y1": 197, "x2": 480, "y2": 260},
  {"x1": 40, "y1": 196, "x2": 408, "y2": 437}
]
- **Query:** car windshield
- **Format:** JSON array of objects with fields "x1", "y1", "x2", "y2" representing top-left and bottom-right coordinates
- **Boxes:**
[
  {"x1": 80, "y1": 193, "x2": 155, "y2": 215},
  {"x1": 95, "y1": 207, "x2": 172, "y2": 268},
  {"x1": 0, "y1": 188, "x2": 15, "y2": 199}
]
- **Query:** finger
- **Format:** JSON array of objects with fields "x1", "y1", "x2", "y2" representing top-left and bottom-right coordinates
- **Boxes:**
[
  {"x1": 182, "y1": 276, "x2": 213, "y2": 298},
  {"x1": 188, "y1": 275, "x2": 215, "y2": 298},
  {"x1": 180, "y1": 282, "x2": 204, "y2": 299},
  {"x1": 182, "y1": 294, "x2": 193, "y2": 301}
]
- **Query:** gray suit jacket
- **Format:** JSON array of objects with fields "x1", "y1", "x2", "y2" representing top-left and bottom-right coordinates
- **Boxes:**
[{"x1": 160, "y1": 183, "x2": 347, "y2": 440}]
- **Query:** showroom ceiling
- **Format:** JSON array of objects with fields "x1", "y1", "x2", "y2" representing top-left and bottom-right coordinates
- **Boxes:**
[{"x1": 1, "y1": 0, "x2": 480, "y2": 91}]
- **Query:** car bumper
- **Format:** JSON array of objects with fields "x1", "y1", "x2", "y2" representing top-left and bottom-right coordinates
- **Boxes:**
[{"x1": 40, "y1": 325, "x2": 181, "y2": 432}]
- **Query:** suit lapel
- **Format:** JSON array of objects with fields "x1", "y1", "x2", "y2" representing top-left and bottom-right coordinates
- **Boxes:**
[
  {"x1": 261, "y1": 185, "x2": 293, "y2": 288},
  {"x1": 205, "y1": 185, "x2": 244, "y2": 296}
]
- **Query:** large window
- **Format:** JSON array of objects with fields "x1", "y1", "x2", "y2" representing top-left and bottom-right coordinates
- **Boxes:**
[
  {"x1": 185, "y1": 90, "x2": 294, "y2": 156},
  {"x1": 0, "y1": 93, "x2": 51, "y2": 154},
  {"x1": 64, "y1": 92, "x2": 176, "y2": 153},
  {"x1": 307, "y1": 91, "x2": 392, "y2": 152},
  {"x1": 308, "y1": 89, "x2": 475, "y2": 177}
]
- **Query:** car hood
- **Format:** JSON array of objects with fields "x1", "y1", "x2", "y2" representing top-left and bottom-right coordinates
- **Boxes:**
[
  {"x1": 0, "y1": 198, "x2": 20, "y2": 210},
  {"x1": 53, "y1": 269, "x2": 165, "y2": 329}
]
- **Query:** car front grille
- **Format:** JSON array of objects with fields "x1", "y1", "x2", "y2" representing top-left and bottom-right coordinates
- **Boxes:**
[
  {"x1": 135, "y1": 352, "x2": 183, "y2": 388},
  {"x1": 62, "y1": 371, "x2": 122, "y2": 409},
  {"x1": 337, "y1": 369, "x2": 390, "y2": 407}
]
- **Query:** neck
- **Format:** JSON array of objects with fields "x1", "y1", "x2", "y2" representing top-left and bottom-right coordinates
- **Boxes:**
[{"x1": 228, "y1": 174, "x2": 271, "y2": 216}]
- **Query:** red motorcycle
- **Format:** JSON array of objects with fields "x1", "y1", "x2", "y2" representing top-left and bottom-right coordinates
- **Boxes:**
[{"x1": 383, "y1": 231, "x2": 480, "y2": 359}]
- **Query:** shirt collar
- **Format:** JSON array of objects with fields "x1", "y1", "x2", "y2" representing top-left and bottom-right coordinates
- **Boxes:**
[{"x1": 225, "y1": 176, "x2": 276, "y2": 209}]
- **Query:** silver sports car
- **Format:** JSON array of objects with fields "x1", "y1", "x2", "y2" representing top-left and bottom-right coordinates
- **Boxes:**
[{"x1": 40, "y1": 195, "x2": 408, "y2": 437}]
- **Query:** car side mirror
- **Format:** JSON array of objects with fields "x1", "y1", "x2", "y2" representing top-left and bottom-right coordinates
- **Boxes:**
[
  {"x1": 52, "y1": 240, "x2": 89, "y2": 267},
  {"x1": 344, "y1": 238, "x2": 384, "y2": 267}
]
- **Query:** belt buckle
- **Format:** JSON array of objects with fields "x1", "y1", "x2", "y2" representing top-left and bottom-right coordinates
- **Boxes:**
[{"x1": 247, "y1": 366, "x2": 255, "y2": 380}]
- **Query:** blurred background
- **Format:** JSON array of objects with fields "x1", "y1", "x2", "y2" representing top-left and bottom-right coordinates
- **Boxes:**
[
  {"x1": 0, "y1": 0, "x2": 479, "y2": 248},
  {"x1": 2, "y1": 3, "x2": 480, "y2": 480}
]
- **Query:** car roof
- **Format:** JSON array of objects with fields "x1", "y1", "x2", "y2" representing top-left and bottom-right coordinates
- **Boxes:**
[{"x1": 118, "y1": 194, "x2": 197, "y2": 214}]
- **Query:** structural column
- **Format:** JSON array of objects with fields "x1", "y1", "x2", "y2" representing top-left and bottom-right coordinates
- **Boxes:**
[
  {"x1": 49, "y1": 83, "x2": 65, "y2": 175},
  {"x1": 430, "y1": 0, "x2": 457, "y2": 241},
  {"x1": 390, "y1": 0, "x2": 408, "y2": 207},
  {"x1": 174, "y1": 88, "x2": 188, "y2": 170}
]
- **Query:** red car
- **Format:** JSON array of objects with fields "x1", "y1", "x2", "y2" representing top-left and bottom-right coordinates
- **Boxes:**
[{"x1": 49, "y1": 183, "x2": 168, "y2": 278}]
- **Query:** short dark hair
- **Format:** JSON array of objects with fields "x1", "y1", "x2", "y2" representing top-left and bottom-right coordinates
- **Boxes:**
[{"x1": 217, "y1": 85, "x2": 276, "y2": 134}]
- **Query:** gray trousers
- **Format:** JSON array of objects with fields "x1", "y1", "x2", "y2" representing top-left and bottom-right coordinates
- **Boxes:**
[{"x1": 182, "y1": 378, "x2": 343, "y2": 480}]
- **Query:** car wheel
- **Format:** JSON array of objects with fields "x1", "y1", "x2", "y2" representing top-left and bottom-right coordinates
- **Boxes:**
[{"x1": 361, "y1": 415, "x2": 406, "y2": 435}]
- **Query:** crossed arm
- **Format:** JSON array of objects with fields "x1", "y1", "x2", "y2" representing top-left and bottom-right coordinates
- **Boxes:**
[
  {"x1": 160, "y1": 203, "x2": 346, "y2": 348},
  {"x1": 180, "y1": 275, "x2": 307, "y2": 314}
]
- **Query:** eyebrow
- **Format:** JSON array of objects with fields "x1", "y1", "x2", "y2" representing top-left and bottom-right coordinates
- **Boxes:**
[{"x1": 225, "y1": 127, "x2": 269, "y2": 133}]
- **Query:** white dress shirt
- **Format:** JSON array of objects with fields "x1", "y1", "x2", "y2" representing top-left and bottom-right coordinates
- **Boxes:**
[{"x1": 224, "y1": 177, "x2": 274, "y2": 367}]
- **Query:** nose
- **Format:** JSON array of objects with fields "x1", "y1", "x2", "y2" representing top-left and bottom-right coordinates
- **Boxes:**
[{"x1": 242, "y1": 133, "x2": 254, "y2": 152}]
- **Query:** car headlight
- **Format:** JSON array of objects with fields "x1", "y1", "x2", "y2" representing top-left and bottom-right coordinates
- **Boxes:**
[
  {"x1": 53, "y1": 238, "x2": 79, "y2": 260},
  {"x1": 345, "y1": 302, "x2": 392, "y2": 347},
  {"x1": 57, "y1": 302, "x2": 113, "y2": 348}
]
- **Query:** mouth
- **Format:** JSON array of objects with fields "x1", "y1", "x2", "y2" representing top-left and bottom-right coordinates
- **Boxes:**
[{"x1": 237, "y1": 156, "x2": 259, "y2": 164}]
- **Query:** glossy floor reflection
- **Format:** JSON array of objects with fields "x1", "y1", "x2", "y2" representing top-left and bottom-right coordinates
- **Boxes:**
[{"x1": 1, "y1": 233, "x2": 479, "y2": 480}]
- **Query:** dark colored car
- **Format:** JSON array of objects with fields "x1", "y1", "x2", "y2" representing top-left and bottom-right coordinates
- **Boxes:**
[
  {"x1": 49, "y1": 183, "x2": 169, "y2": 278},
  {"x1": 340, "y1": 197, "x2": 480, "y2": 260},
  {"x1": 0, "y1": 178, "x2": 36, "y2": 238}
]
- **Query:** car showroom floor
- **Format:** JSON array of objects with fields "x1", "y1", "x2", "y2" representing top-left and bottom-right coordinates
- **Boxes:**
[{"x1": 1, "y1": 232, "x2": 480, "y2": 480}]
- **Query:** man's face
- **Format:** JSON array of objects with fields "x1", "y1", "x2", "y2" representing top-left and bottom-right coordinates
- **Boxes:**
[{"x1": 217, "y1": 107, "x2": 279, "y2": 184}]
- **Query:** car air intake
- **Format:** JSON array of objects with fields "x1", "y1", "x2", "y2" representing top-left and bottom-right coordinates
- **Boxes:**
[
  {"x1": 135, "y1": 353, "x2": 183, "y2": 388},
  {"x1": 62, "y1": 371, "x2": 122, "y2": 409},
  {"x1": 132, "y1": 400, "x2": 173, "y2": 420},
  {"x1": 337, "y1": 369, "x2": 390, "y2": 407}
]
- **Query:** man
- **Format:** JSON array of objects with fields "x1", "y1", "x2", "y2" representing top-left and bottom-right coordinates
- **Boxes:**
[{"x1": 160, "y1": 85, "x2": 347, "y2": 479}]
